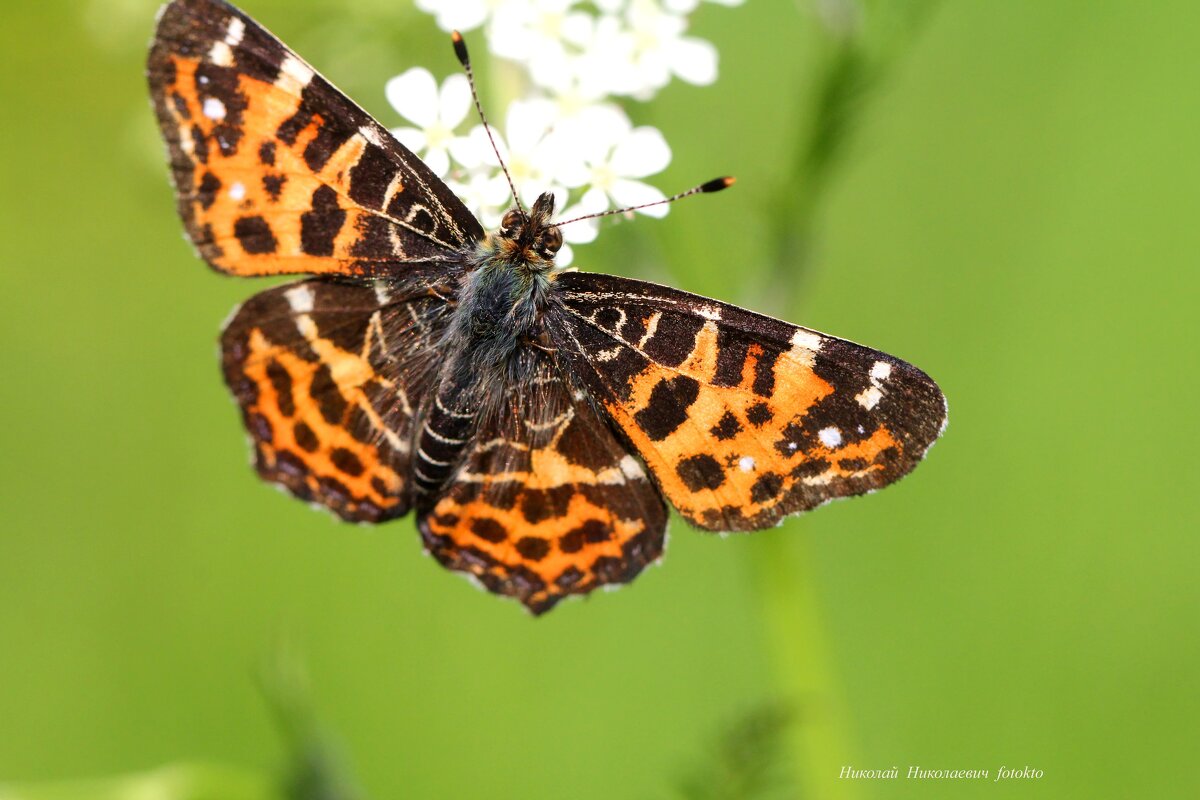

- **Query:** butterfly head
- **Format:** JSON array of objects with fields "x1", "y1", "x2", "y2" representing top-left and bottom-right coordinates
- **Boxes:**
[{"x1": 495, "y1": 192, "x2": 563, "y2": 270}]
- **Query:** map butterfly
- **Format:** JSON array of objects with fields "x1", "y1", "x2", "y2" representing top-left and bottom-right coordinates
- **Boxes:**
[{"x1": 148, "y1": 0, "x2": 948, "y2": 614}]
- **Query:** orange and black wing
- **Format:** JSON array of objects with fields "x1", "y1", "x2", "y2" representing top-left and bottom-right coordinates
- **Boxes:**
[
  {"x1": 221, "y1": 277, "x2": 450, "y2": 521},
  {"x1": 549, "y1": 272, "x2": 947, "y2": 531},
  {"x1": 148, "y1": 0, "x2": 482, "y2": 279},
  {"x1": 417, "y1": 350, "x2": 667, "y2": 614}
]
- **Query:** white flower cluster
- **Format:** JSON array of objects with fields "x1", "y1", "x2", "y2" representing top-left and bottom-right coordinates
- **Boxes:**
[{"x1": 389, "y1": 0, "x2": 743, "y2": 265}]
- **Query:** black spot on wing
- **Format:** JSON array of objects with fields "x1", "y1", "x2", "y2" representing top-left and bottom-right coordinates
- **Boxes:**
[
  {"x1": 300, "y1": 185, "x2": 346, "y2": 256},
  {"x1": 750, "y1": 472, "x2": 784, "y2": 504},
  {"x1": 520, "y1": 485, "x2": 574, "y2": 524},
  {"x1": 303, "y1": 111, "x2": 354, "y2": 171},
  {"x1": 559, "y1": 519, "x2": 610, "y2": 554},
  {"x1": 263, "y1": 173, "x2": 285, "y2": 200},
  {"x1": 712, "y1": 326, "x2": 750, "y2": 388},
  {"x1": 747, "y1": 402, "x2": 773, "y2": 426},
  {"x1": 293, "y1": 421, "x2": 319, "y2": 452},
  {"x1": 634, "y1": 376, "x2": 700, "y2": 441},
  {"x1": 676, "y1": 454, "x2": 725, "y2": 492},
  {"x1": 711, "y1": 410, "x2": 743, "y2": 440},
  {"x1": 348, "y1": 143, "x2": 399, "y2": 210},
  {"x1": 197, "y1": 171, "x2": 221, "y2": 209},
  {"x1": 234, "y1": 216, "x2": 277, "y2": 254},
  {"x1": 515, "y1": 537, "x2": 550, "y2": 562},
  {"x1": 330, "y1": 447, "x2": 365, "y2": 477},
  {"x1": 471, "y1": 517, "x2": 507, "y2": 543},
  {"x1": 265, "y1": 359, "x2": 294, "y2": 416},
  {"x1": 311, "y1": 362, "x2": 347, "y2": 424},
  {"x1": 641, "y1": 313, "x2": 704, "y2": 367}
]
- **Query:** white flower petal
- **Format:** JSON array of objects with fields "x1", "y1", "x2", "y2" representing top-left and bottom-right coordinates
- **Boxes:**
[
  {"x1": 560, "y1": 11, "x2": 594, "y2": 46},
  {"x1": 611, "y1": 126, "x2": 671, "y2": 178},
  {"x1": 385, "y1": 68, "x2": 438, "y2": 128},
  {"x1": 390, "y1": 126, "x2": 428, "y2": 154},
  {"x1": 447, "y1": 132, "x2": 487, "y2": 169},
  {"x1": 562, "y1": 104, "x2": 631, "y2": 163},
  {"x1": 611, "y1": 179, "x2": 669, "y2": 217},
  {"x1": 560, "y1": 215, "x2": 599, "y2": 244},
  {"x1": 438, "y1": 74, "x2": 472, "y2": 128},
  {"x1": 464, "y1": 124, "x2": 508, "y2": 166},
  {"x1": 504, "y1": 99, "x2": 556, "y2": 151},
  {"x1": 580, "y1": 186, "x2": 611, "y2": 213},
  {"x1": 668, "y1": 36, "x2": 718, "y2": 85},
  {"x1": 416, "y1": 0, "x2": 489, "y2": 32},
  {"x1": 555, "y1": 160, "x2": 591, "y2": 189},
  {"x1": 423, "y1": 147, "x2": 451, "y2": 177},
  {"x1": 556, "y1": 242, "x2": 574, "y2": 267}
]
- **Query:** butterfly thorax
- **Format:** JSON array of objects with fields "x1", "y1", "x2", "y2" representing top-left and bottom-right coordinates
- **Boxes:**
[
  {"x1": 449, "y1": 193, "x2": 564, "y2": 378},
  {"x1": 412, "y1": 193, "x2": 565, "y2": 498}
]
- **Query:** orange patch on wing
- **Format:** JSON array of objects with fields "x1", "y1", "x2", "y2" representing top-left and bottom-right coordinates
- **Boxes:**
[
  {"x1": 163, "y1": 55, "x2": 392, "y2": 276},
  {"x1": 423, "y1": 484, "x2": 653, "y2": 612},
  {"x1": 602, "y1": 320, "x2": 903, "y2": 529},
  {"x1": 240, "y1": 326, "x2": 405, "y2": 519}
]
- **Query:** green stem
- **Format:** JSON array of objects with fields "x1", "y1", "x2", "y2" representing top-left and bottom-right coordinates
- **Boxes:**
[{"x1": 751, "y1": 533, "x2": 861, "y2": 800}]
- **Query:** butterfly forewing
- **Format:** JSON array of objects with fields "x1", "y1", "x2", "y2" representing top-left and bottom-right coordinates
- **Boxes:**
[
  {"x1": 549, "y1": 272, "x2": 947, "y2": 531},
  {"x1": 148, "y1": 0, "x2": 483, "y2": 279},
  {"x1": 221, "y1": 277, "x2": 450, "y2": 522},
  {"x1": 417, "y1": 352, "x2": 667, "y2": 614}
]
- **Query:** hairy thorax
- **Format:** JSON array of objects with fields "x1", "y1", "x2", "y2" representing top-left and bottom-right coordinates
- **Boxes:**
[{"x1": 444, "y1": 192, "x2": 564, "y2": 386}]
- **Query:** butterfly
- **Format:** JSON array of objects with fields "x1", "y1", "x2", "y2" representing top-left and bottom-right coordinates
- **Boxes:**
[{"x1": 148, "y1": 0, "x2": 948, "y2": 614}]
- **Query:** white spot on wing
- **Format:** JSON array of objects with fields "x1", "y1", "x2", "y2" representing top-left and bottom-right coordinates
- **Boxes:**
[
  {"x1": 856, "y1": 360, "x2": 892, "y2": 410},
  {"x1": 228, "y1": 181, "x2": 245, "y2": 201},
  {"x1": 738, "y1": 456, "x2": 755, "y2": 472},
  {"x1": 856, "y1": 386, "x2": 883, "y2": 410},
  {"x1": 202, "y1": 97, "x2": 226, "y2": 120},
  {"x1": 285, "y1": 284, "x2": 315, "y2": 313},
  {"x1": 208, "y1": 41, "x2": 234, "y2": 67},
  {"x1": 360, "y1": 125, "x2": 386, "y2": 147},
  {"x1": 277, "y1": 55, "x2": 314, "y2": 95},
  {"x1": 790, "y1": 330, "x2": 823, "y2": 352},
  {"x1": 818, "y1": 427, "x2": 842, "y2": 449},
  {"x1": 225, "y1": 17, "x2": 246, "y2": 46},
  {"x1": 373, "y1": 279, "x2": 391, "y2": 304},
  {"x1": 696, "y1": 305, "x2": 721, "y2": 321},
  {"x1": 179, "y1": 125, "x2": 194, "y2": 154},
  {"x1": 619, "y1": 454, "x2": 645, "y2": 480}
]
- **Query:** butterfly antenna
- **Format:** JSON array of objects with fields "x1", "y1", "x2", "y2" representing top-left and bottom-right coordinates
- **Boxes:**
[
  {"x1": 555, "y1": 177, "x2": 735, "y2": 227},
  {"x1": 451, "y1": 31, "x2": 525, "y2": 218}
]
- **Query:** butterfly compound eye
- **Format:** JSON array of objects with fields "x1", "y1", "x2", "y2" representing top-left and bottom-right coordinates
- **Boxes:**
[
  {"x1": 500, "y1": 209, "x2": 522, "y2": 237},
  {"x1": 542, "y1": 226, "x2": 563, "y2": 255}
]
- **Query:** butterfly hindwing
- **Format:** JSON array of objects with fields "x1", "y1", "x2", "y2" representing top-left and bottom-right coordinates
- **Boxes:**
[
  {"x1": 549, "y1": 272, "x2": 947, "y2": 531},
  {"x1": 148, "y1": 0, "x2": 484, "y2": 279},
  {"x1": 221, "y1": 276, "x2": 451, "y2": 522},
  {"x1": 417, "y1": 352, "x2": 667, "y2": 614}
]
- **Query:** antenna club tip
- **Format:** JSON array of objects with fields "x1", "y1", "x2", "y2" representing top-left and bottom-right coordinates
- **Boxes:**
[
  {"x1": 701, "y1": 176, "x2": 735, "y2": 193},
  {"x1": 451, "y1": 31, "x2": 469, "y2": 66}
]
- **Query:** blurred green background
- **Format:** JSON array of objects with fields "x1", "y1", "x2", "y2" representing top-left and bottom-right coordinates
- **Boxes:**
[{"x1": 2, "y1": 1, "x2": 1198, "y2": 798}]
